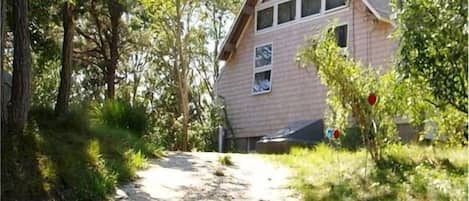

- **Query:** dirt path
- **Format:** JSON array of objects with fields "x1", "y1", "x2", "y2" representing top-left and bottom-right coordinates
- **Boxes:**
[{"x1": 114, "y1": 152, "x2": 299, "y2": 201}]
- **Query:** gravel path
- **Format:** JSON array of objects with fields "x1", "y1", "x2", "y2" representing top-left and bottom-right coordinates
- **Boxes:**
[{"x1": 113, "y1": 152, "x2": 299, "y2": 201}]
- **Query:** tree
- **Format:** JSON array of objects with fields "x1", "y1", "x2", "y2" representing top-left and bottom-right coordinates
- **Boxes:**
[
  {"x1": 55, "y1": 1, "x2": 75, "y2": 115},
  {"x1": 0, "y1": 0, "x2": 5, "y2": 133},
  {"x1": 393, "y1": 0, "x2": 468, "y2": 113},
  {"x1": 296, "y1": 23, "x2": 430, "y2": 161},
  {"x1": 8, "y1": 0, "x2": 32, "y2": 133},
  {"x1": 106, "y1": 0, "x2": 123, "y2": 99},
  {"x1": 75, "y1": 0, "x2": 125, "y2": 100}
]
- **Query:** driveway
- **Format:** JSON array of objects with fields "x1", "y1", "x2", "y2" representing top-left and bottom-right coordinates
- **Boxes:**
[{"x1": 114, "y1": 152, "x2": 299, "y2": 201}]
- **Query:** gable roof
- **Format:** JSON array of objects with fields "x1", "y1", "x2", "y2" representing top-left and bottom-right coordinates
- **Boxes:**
[{"x1": 218, "y1": 0, "x2": 392, "y2": 61}]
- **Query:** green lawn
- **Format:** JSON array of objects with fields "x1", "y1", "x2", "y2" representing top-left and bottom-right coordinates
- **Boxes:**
[{"x1": 266, "y1": 143, "x2": 467, "y2": 201}]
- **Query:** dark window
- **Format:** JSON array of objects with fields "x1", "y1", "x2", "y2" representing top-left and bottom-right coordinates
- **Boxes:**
[
  {"x1": 301, "y1": 0, "x2": 321, "y2": 17},
  {"x1": 278, "y1": 0, "x2": 296, "y2": 24},
  {"x1": 257, "y1": 7, "x2": 274, "y2": 30},
  {"x1": 326, "y1": 0, "x2": 346, "y2": 10},
  {"x1": 255, "y1": 44, "x2": 272, "y2": 67},
  {"x1": 335, "y1": 24, "x2": 347, "y2": 48},
  {"x1": 253, "y1": 70, "x2": 272, "y2": 93}
]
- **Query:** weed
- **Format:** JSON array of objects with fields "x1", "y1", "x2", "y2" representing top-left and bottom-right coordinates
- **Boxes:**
[{"x1": 218, "y1": 155, "x2": 234, "y2": 166}]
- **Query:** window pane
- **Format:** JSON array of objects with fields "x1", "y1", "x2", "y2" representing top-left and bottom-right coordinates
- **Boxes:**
[
  {"x1": 302, "y1": 0, "x2": 321, "y2": 17},
  {"x1": 257, "y1": 7, "x2": 274, "y2": 30},
  {"x1": 278, "y1": 0, "x2": 296, "y2": 24},
  {"x1": 255, "y1": 44, "x2": 272, "y2": 67},
  {"x1": 253, "y1": 70, "x2": 271, "y2": 93},
  {"x1": 326, "y1": 0, "x2": 346, "y2": 10},
  {"x1": 335, "y1": 25, "x2": 347, "y2": 48}
]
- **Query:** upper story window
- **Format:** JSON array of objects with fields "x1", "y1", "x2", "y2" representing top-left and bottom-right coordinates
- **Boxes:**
[
  {"x1": 278, "y1": 0, "x2": 296, "y2": 24},
  {"x1": 255, "y1": 44, "x2": 273, "y2": 67},
  {"x1": 326, "y1": 0, "x2": 347, "y2": 11},
  {"x1": 253, "y1": 44, "x2": 273, "y2": 94},
  {"x1": 335, "y1": 24, "x2": 347, "y2": 48},
  {"x1": 257, "y1": 7, "x2": 274, "y2": 30},
  {"x1": 256, "y1": 0, "x2": 348, "y2": 32},
  {"x1": 301, "y1": 0, "x2": 321, "y2": 17}
]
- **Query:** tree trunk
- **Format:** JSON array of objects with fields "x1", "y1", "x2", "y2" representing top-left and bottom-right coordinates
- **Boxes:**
[
  {"x1": 106, "y1": 0, "x2": 123, "y2": 100},
  {"x1": 175, "y1": 0, "x2": 189, "y2": 151},
  {"x1": 0, "y1": 0, "x2": 6, "y2": 135},
  {"x1": 8, "y1": 0, "x2": 31, "y2": 134},
  {"x1": 55, "y1": 2, "x2": 74, "y2": 116}
]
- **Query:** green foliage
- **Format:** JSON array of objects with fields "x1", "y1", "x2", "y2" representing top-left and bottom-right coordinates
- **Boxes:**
[
  {"x1": 392, "y1": 0, "x2": 468, "y2": 113},
  {"x1": 267, "y1": 144, "x2": 467, "y2": 201},
  {"x1": 2, "y1": 106, "x2": 162, "y2": 201},
  {"x1": 296, "y1": 22, "x2": 429, "y2": 160},
  {"x1": 91, "y1": 100, "x2": 149, "y2": 136},
  {"x1": 339, "y1": 127, "x2": 363, "y2": 151},
  {"x1": 218, "y1": 155, "x2": 233, "y2": 166}
]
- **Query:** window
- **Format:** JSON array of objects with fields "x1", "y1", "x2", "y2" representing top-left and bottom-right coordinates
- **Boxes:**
[
  {"x1": 301, "y1": 0, "x2": 321, "y2": 17},
  {"x1": 255, "y1": 44, "x2": 272, "y2": 67},
  {"x1": 253, "y1": 71, "x2": 271, "y2": 93},
  {"x1": 335, "y1": 24, "x2": 347, "y2": 48},
  {"x1": 326, "y1": 0, "x2": 346, "y2": 10},
  {"x1": 257, "y1": 7, "x2": 274, "y2": 30},
  {"x1": 253, "y1": 44, "x2": 272, "y2": 94},
  {"x1": 278, "y1": 0, "x2": 296, "y2": 24}
]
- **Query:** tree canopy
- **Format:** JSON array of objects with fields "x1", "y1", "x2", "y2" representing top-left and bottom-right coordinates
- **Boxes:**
[{"x1": 393, "y1": 0, "x2": 468, "y2": 113}]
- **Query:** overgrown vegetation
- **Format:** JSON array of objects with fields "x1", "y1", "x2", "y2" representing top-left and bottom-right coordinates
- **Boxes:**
[
  {"x1": 296, "y1": 21, "x2": 467, "y2": 162},
  {"x1": 2, "y1": 103, "x2": 163, "y2": 201},
  {"x1": 267, "y1": 144, "x2": 467, "y2": 201},
  {"x1": 218, "y1": 155, "x2": 234, "y2": 166}
]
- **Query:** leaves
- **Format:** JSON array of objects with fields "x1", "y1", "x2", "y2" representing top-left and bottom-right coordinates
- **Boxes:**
[{"x1": 392, "y1": 0, "x2": 468, "y2": 113}]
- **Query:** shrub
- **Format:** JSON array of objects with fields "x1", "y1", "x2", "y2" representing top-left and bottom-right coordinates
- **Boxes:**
[
  {"x1": 218, "y1": 155, "x2": 233, "y2": 166},
  {"x1": 56, "y1": 105, "x2": 90, "y2": 133},
  {"x1": 91, "y1": 100, "x2": 149, "y2": 136},
  {"x1": 340, "y1": 127, "x2": 363, "y2": 151}
]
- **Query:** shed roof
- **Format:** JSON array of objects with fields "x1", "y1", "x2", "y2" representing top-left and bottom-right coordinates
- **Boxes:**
[{"x1": 218, "y1": 0, "x2": 392, "y2": 60}]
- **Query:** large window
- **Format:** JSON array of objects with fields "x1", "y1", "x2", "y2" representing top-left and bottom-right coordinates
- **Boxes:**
[
  {"x1": 278, "y1": 0, "x2": 296, "y2": 24},
  {"x1": 335, "y1": 24, "x2": 347, "y2": 48},
  {"x1": 257, "y1": 7, "x2": 274, "y2": 30},
  {"x1": 253, "y1": 44, "x2": 272, "y2": 94},
  {"x1": 326, "y1": 0, "x2": 347, "y2": 10},
  {"x1": 301, "y1": 0, "x2": 321, "y2": 17}
]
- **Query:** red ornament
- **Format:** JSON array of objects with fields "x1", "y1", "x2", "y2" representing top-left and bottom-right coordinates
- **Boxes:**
[
  {"x1": 333, "y1": 129, "x2": 340, "y2": 139},
  {"x1": 368, "y1": 93, "x2": 377, "y2": 106}
]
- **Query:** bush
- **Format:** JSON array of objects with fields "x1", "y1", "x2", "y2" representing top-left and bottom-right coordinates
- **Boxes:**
[
  {"x1": 91, "y1": 100, "x2": 149, "y2": 136},
  {"x1": 218, "y1": 155, "x2": 233, "y2": 166},
  {"x1": 340, "y1": 127, "x2": 363, "y2": 151},
  {"x1": 29, "y1": 105, "x2": 90, "y2": 133}
]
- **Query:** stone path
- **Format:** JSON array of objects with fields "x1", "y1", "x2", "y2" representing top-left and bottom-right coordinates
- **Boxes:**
[{"x1": 114, "y1": 152, "x2": 299, "y2": 201}]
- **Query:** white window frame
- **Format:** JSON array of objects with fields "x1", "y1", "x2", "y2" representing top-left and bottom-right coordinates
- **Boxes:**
[
  {"x1": 324, "y1": 0, "x2": 349, "y2": 13},
  {"x1": 252, "y1": 43, "x2": 273, "y2": 95},
  {"x1": 255, "y1": 0, "x2": 349, "y2": 34}
]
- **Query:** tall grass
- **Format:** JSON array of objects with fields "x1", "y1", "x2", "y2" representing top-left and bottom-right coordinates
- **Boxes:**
[
  {"x1": 266, "y1": 143, "x2": 467, "y2": 201},
  {"x1": 2, "y1": 105, "x2": 162, "y2": 201},
  {"x1": 91, "y1": 100, "x2": 148, "y2": 136}
]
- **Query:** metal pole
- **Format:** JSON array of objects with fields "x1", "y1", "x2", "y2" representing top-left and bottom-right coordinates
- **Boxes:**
[{"x1": 218, "y1": 125, "x2": 224, "y2": 153}]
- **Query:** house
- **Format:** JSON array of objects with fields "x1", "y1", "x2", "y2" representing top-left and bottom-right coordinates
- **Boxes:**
[{"x1": 216, "y1": 0, "x2": 398, "y2": 152}]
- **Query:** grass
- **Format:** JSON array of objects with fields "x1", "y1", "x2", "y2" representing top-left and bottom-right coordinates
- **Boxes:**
[
  {"x1": 218, "y1": 155, "x2": 234, "y2": 166},
  {"x1": 1, "y1": 106, "x2": 163, "y2": 201},
  {"x1": 266, "y1": 143, "x2": 468, "y2": 201}
]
